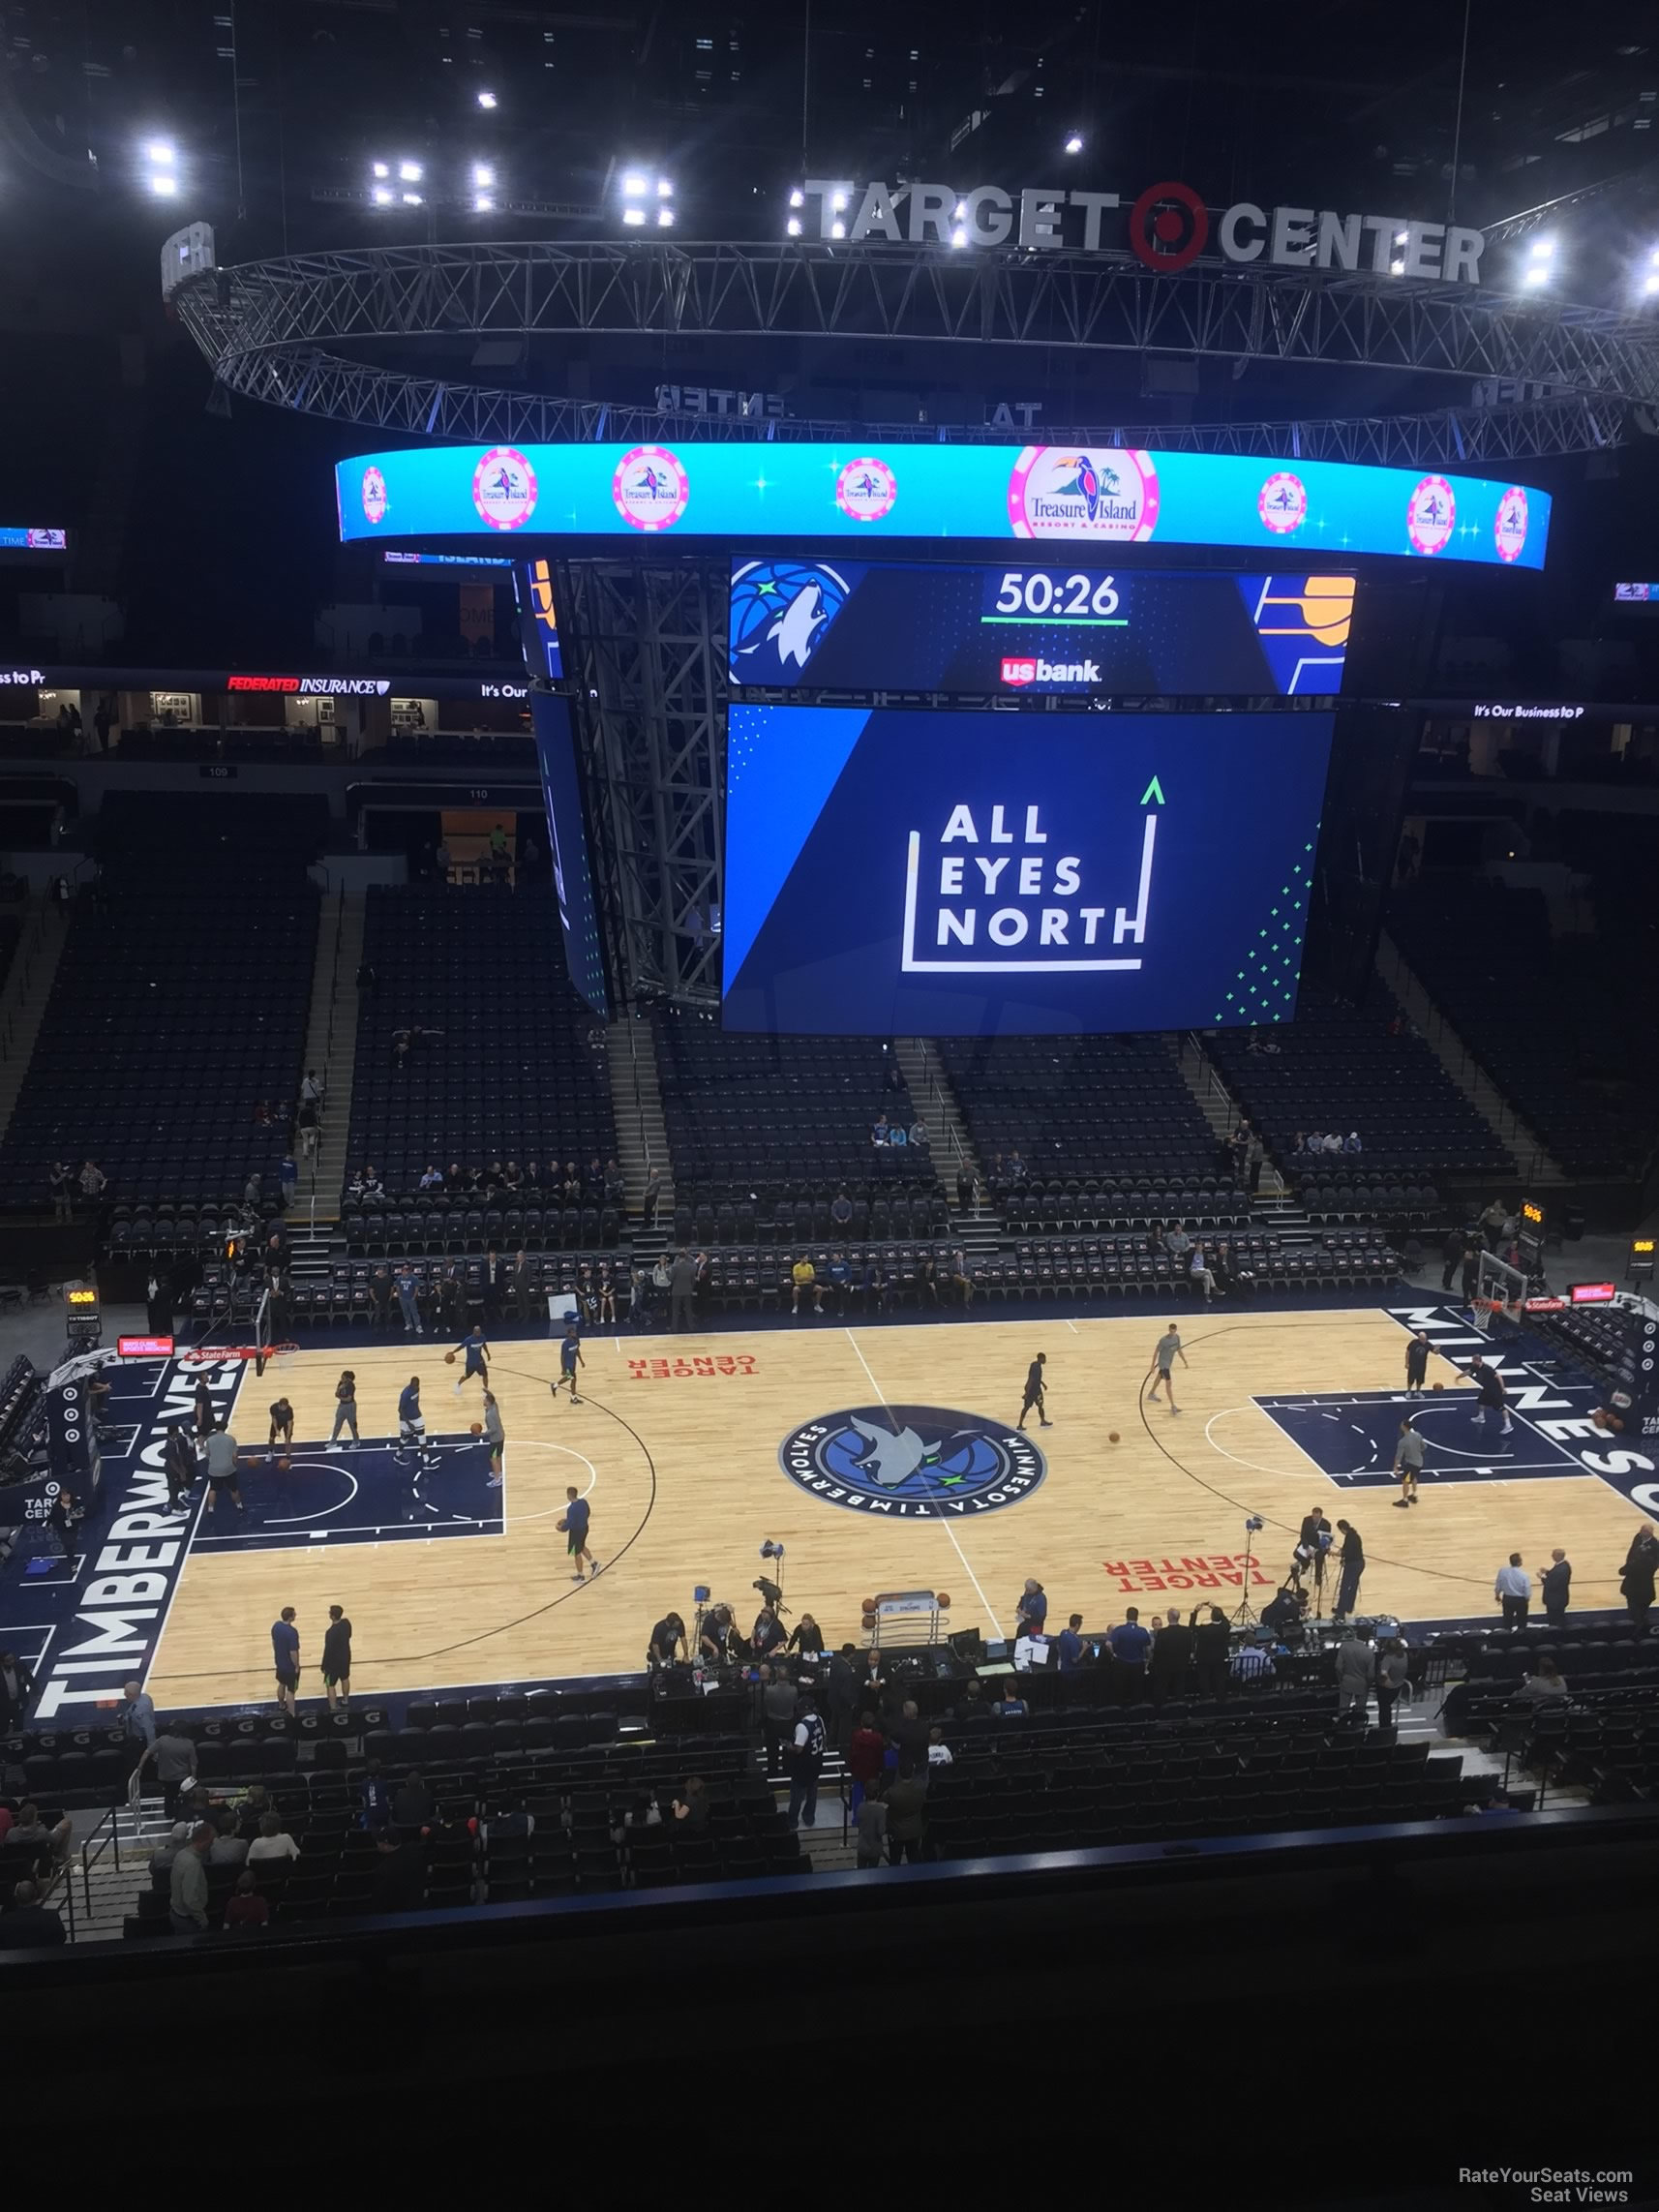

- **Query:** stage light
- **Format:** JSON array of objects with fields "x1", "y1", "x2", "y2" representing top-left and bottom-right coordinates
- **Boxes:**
[
  {"x1": 656, "y1": 207, "x2": 675, "y2": 227},
  {"x1": 472, "y1": 162, "x2": 496, "y2": 188},
  {"x1": 622, "y1": 206, "x2": 646, "y2": 226},
  {"x1": 621, "y1": 171, "x2": 649, "y2": 197},
  {"x1": 473, "y1": 194, "x2": 495, "y2": 212},
  {"x1": 1064, "y1": 133, "x2": 1083, "y2": 154},
  {"x1": 146, "y1": 139, "x2": 176, "y2": 167},
  {"x1": 789, "y1": 187, "x2": 804, "y2": 207},
  {"x1": 372, "y1": 162, "x2": 389, "y2": 178},
  {"x1": 399, "y1": 160, "x2": 423, "y2": 182},
  {"x1": 951, "y1": 226, "x2": 967, "y2": 247},
  {"x1": 830, "y1": 188, "x2": 848, "y2": 210},
  {"x1": 656, "y1": 177, "x2": 674, "y2": 197},
  {"x1": 1394, "y1": 228, "x2": 1407, "y2": 245},
  {"x1": 830, "y1": 218, "x2": 845, "y2": 238},
  {"x1": 1390, "y1": 257, "x2": 1404, "y2": 275},
  {"x1": 402, "y1": 191, "x2": 423, "y2": 206},
  {"x1": 1528, "y1": 235, "x2": 1554, "y2": 260},
  {"x1": 148, "y1": 171, "x2": 178, "y2": 197},
  {"x1": 1523, "y1": 261, "x2": 1550, "y2": 286},
  {"x1": 786, "y1": 216, "x2": 802, "y2": 236},
  {"x1": 477, "y1": 89, "x2": 498, "y2": 108},
  {"x1": 373, "y1": 187, "x2": 393, "y2": 205}
]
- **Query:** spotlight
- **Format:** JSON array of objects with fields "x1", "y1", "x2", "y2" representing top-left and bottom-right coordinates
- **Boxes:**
[
  {"x1": 402, "y1": 192, "x2": 423, "y2": 206},
  {"x1": 477, "y1": 89, "x2": 498, "y2": 108},
  {"x1": 950, "y1": 226, "x2": 967, "y2": 247},
  {"x1": 656, "y1": 177, "x2": 674, "y2": 197},
  {"x1": 1064, "y1": 132, "x2": 1083, "y2": 153},
  {"x1": 372, "y1": 162, "x2": 389, "y2": 178},
  {"x1": 830, "y1": 218, "x2": 845, "y2": 238},
  {"x1": 953, "y1": 200, "x2": 966, "y2": 219},
  {"x1": 621, "y1": 170, "x2": 649, "y2": 197},
  {"x1": 472, "y1": 162, "x2": 496, "y2": 188},
  {"x1": 786, "y1": 216, "x2": 802, "y2": 236},
  {"x1": 1523, "y1": 261, "x2": 1550, "y2": 286},
  {"x1": 473, "y1": 194, "x2": 495, "y2": 212},
  {"x1": 1644, "y1": 272, "x2": 1659, "y2": 297},
  {"x1": 830, "y1": 188, "x2": 848, "y2": 210},
  {"x1": 622, "y1": 206, "x2": 646, "y2": 226},
  {"x1": 399, "y1": 160, "x2": 423, "y2": 182},
  {"x1": 373, "y1": 187, "x2": 393, "y2": 206},
  {"x1": 1389, "y1": 257, "x2": 1404, "y2": 275},
  {"x1": 656, "y1": 207, "x2": 674, "y2": 227},
  {"x1": 1528, "y1": 234, "x2": 1554, "y2": 258},
  {"x1": 789, "y1": 187, "x2": 804, "y2": 207},
  {"x1": 145, "y1": 138, "x2": 176, "y2": 167},
  {"x1": 148, "y1": 172, "x2": 178, "y2": 197}
]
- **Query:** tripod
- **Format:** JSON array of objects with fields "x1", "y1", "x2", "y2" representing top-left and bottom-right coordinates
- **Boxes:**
[{"x1": 1230, "y1": 1521, "x2": 1264, "y2": 1627}]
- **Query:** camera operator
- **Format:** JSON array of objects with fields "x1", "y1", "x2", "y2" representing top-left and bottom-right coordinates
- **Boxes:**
[
  {"x1": 1261, "y1": 1583, "x2": 1310, "y2": 1641},
  {"x1": 648, "y1": 1612, "x2": 687, "y2": 1669},
  {"x1": 698, "y1": 1604, "x2": 739, "y2": 1665},
  {"x1": 750, "y1": 1603, "x2": 787, "y2": 1662}
]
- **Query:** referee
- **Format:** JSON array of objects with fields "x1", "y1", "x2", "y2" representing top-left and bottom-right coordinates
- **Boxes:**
[{"x1": 1017, "y1": 1351, "x2": 1051, "y2": 1430}]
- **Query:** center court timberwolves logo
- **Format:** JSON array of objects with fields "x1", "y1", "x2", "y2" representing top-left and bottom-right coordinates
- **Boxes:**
[
  {"x1": 778, "y1": 1405, "x2": 1045, "y2": 1518},
  {"x1": 729, "y1": 559, "x2": 850, "y2": 679}
]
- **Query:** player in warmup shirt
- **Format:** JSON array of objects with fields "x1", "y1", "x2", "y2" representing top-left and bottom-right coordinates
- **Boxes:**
[
  {"x1": 266, "y1": 1397, "x2": 294, "y2": 1462},
  {"x1": 395, "y1": 1377, "x2": 439, "y2": 1470},
  {"x1": 1404, "y1": 1331, "x2": 1431, "y2": 1395},
  {"x1": 551, "y1": 1323, "x2": 585, "y2": 1404},
  {"x1": 452, "y1": 1323, "x2": 491, "y2": 1396},
  {"x1": 321, "y1": 1604, "x2": 351, "y2": 1713},
  {"x1": 1469, "y1": 1356, "x2": 1514, "y2": 1437},
  {"x1": 271, "y1": 1606, "x2": 300, "y2": 1715},
  {"x1": 482, "y1": 1389, "x2": 506, "y2": 1486},
  {"x1": 561, "y1": 1484, "x2": 596, "y2": 1580},
  {"x1": 1017, "y1": 1351, "x2": 1051, "y2": 1430},
  {"x1": 1146, "y1": 1327, "x2": 1189, "y2": 1413},
  {"x1": 1393, "y1": 1417, "x2": 1425, "y2": 1507},
  {"x1": 202, "y1": 1422, "x2": 246, "y2": 1514}
]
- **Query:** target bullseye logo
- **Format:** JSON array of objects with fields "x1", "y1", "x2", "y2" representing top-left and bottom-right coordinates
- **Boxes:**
[{"x1": 1128, "y1": 180, "x2": 1209, "y2": 274}]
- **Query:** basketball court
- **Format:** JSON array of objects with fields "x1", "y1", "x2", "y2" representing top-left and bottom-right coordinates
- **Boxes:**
[{"x1": 132, "y1": 1298, "x2": 1651, "y2": 1710}]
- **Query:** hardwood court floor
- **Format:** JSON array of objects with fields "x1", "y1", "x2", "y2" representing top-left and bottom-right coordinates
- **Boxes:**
[{"x1": 144, "y1": 1306, "x2": 1644, "y2": 1708}]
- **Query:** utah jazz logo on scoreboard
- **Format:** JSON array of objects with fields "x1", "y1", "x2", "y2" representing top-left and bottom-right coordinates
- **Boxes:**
[{"x1": 778, "y1": 1406, "x2": 1045, "y2": 1518}]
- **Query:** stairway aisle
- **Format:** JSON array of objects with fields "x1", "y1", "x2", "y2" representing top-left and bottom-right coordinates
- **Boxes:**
[
  {"x1": 0, "y1": 895, "x2": 72, "y2": 1147},
  {"x1": 607, "y1": 1013, "x2": 673, "y2": 1243},
  {"x1": 288, "y1": 891, "x2": 365, "y2": 1251},
  {"x1": 890, "y1": 1039, "x2": 1001, "y2": 1251},
  {"x1": 1169, "y1": 1033, "x2": 1286, "y2": 1202},
  {"x1": 1375, "y1": 933, "x2": 1567, "y2": 1187}
]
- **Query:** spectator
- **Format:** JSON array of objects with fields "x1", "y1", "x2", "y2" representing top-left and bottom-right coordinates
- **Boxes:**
[
  {"x1": 0, "y1": 1651, "x2": 36, "y2": 1730},
  {"x1": 48, "y1": 1161, "x2": 74, "y2": 1223},
  {"x1": 889, "y1": 1699, "x2": 928, "y2": 1771},
  {"x1": 208, "y1": 1809, "x2": 249, "y2": 1867},
  {"x1": 1107, "y1": 1608, "x2": 1152, "y2": 1696},
  {"x1": 855, "y1": 1778, "x2": 888, "y2": 1869},
  {"x1": 1150, "y1": 1607, "x2": 1193, "y2": 1705},
  {"x1": 1495, "y1": 1553, "x2": 1531, "y2": 1630},
  {"x1": 361, "y1": 1762, "x2": 394, "y2": 1833},
  {"x1": 760, "y1": 1665, "x2": 798, "y2": 1778},
  {"x1": 223, "y1": 1869, "x2": 269, "y2": 1931},
  {"x1": 78, "y1": 1159, "x2": 107, "y2": 1206},
  {"x1": 1541, "y1": 1548, "x2": 1572, "y2": 1627},
  {"x1": 1517, "y1": 1656, "x2": 1569, "y2": 1701},
  {"x1": 830, "y1": 1189, "x2": 854, "y2": 1230},
  {"x1": 1162, "y1": 1221, "x2": 1192, "y2": 1260},
  {"x1": 168, "y1": 1821, "x2": 214, "y2": 1935},
  {"x1": 371, "y1": 1831, "x2": 427, "y2": 1913},
  {"x1": 1192, "y1": 1607, "x2": 1231, "y2": 1698},
  {"x1": 1230, "y1": 1637, "x2": 1276, "y2": 1688},
  {"x1": 11, "y1": 1803, "x2": 72, "y2": 1864},
  {"x1": 787, "y1": 1686, "x2": 827, "y2": 1830},
  {"x1": 847, "y1": 1712, "x2": 886, "y2": 1814},
  {"x1": 871, "y1": 1113, "x2": 890, "y2": 1146},
  {"x1": 950, "y1": 1249, "x2": 974, "y2": 1309},
  {"x1": 1189, "y1": 1245, "x2": 1217, "y2": 1303},
  {"x1": 150, "y1": 1820, "x2": 191, "y2": 1876},
  {"x1": 671, "y1": 1778, "x2": 709, "y2": 1830},
  {"x1": 246, "y1": 1811, "x2": 301, "y2": 1864},
  {"x1": 1336, "y1": 1626, "x2": 1374, "y2": 1719},
  {"x1": 885, "y1": 1765, "x2": 928, "y2": 1864},
  {"x1": 117, "y1": 1679, "x2": 157, "y2": 1750},
  {"x1": 1056, "y1": 1613, "x2": 1087, "y2": 1672},
  {"x1": 790, "y1": 1254, "x2": 823, "y2": 1317},
  {"x1": 1014, "y1": 1578, "x2": 1048, "y2": 1639},
  {"x1": 1246, "y1": 1131, "x2": 1264, "y2": 1194},
  {"x1": 395, "y1": 1263, "x2": 422, "y2": 1336},
  {"x1": 668, "y1": 1248, "x2": 697, "y2": 1332},
  {"x1": 751, "y1": 1605, "x2": 787, "y2": 1662},
  {"x1": 138, "y1": 1724, "x2": 199, "y2": 1814},
  {"x1": 908, "y1": 1118, "x2": 929, "y2": 1148},
  {"x1": 3, "y1": 1879, "x2": 66, "y2": 1947},
  {"x1": 925, "y1": 1724, "x2": 952, "y2": 1770},
  {"x1": 1479, "y1": 1197, "x2": 1509, "y2": 1252},
  {"x1": 955, "y1": 1164, "x2": 978, "y2": 1214},
  {"x1": 1621, "y1": 1525, "x2": 1659, "y2": 1631},
  {"x1": 643, "y1": 1165, "x2": 663, "y2": 1225},
  {"x1": 1375, "y1": 1639, "x2": 1409, "y2": 1731},
  {"x1": 1343, "y1": 1131, "x2": 1363, "y2": 1155}
]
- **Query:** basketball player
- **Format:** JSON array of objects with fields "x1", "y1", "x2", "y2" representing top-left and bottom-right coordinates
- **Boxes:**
[
  {"x1": 1017, "y1": 1351, "x2": 1052, "y2": 1430},
  {"x1": 562, "y1": 1483, "x2": 596, "y2": 1580},
  {"x1": 1469, "y1": 1356, "x2": 1514, "y2": 1437},
  {"x1": 452, "y1": 1322, "x2": 491, "y2": 1396},
  {"x1": 1146, "y1": 1326, "x2": 1189, "y2": 1413},
  {"x1": 266, "y1": 1395, "x2": 295, "y2": 1462},
  {"x1": 321, "y1": 1604, "x2": 352, "y2": 1715},
  {"x1": 395, "y1": 1377, "x2": 439, "y2": 1471},
  {"x1": 1393, "y1": 1417, "x2": 1424, "y2": 1507},
  {"x1": 482, "y1": 1388, "x2": 505, "y2": 1487},
  {"x1": 1403, "y1": 1331, "x2": 1431, "y2": 1395},
  {"x1": 551, "y1": 1321, "x2": 585, "y2": 1405}
]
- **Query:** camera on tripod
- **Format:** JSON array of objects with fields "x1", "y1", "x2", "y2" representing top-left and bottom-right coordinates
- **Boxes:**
[{"x1": 752, "y1": 1538, "x2": 788, "y2": 1617}]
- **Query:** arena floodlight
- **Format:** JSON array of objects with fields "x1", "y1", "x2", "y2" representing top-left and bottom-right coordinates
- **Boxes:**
[
  {"x1": 402, "y1": 191, "x2": 423, "y2": 206},
  {"x1": 472, "y1": 162, "x2": 496, "y2": 188},
  {"x1": 399, "y1": 160, "x2": 423, "y2": 183},
  {"x1": 656, "y1": 177, "x2": 674, "y2": 197},
  {"x1": 473, "y1": 194, "x2": 495, "y2": 212},
  {"x1": 656, "y1": 207, "x2": 675, "y2": 227},
  {"x1": 622, "y1": 206, "x2": 646, "y2": 226},
  {"x1": 1064, "y1": 133, "x2": 1083, "y2": 154},
  {"x1": 830, "y1": 188, "x2": 849, "y2": 211},
  {"x1": 786, "y1": 216, "x2": 802, "y2": 236},
  {"x1": 372, "y1": 162, "x2": 390, "y2": 178},
  {"x1": 953, "y1": 200, "x2": 966, "y2": 220},
  {"x1": 148, "y1": 171, "x2": 178, "y2": 197},
  {"x1": 789, "y1": 187, "x2": 804, "y2": 207},
  {"x1": 950, "y1": 225, "x2": 967, "y2": 247},
  {"x1": 621, "y1": 170, "x2": 649, "y2": 197},
  {"x1": 373, "y1": 187, "x2": 394, "y2": 205},
  {"x1": 146, "y1": 139, "x2": 176, "y2": 167},
  {"x1": 477, "y1": 89, "x2": 498, "y2": 109},
  {"x1": 830, "y1": 218, "x2": 845, "y2": 238}
]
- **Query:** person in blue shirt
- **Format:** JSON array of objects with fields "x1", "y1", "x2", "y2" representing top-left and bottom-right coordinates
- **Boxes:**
[
  {"x1": 395, "y1": 1264, "x2": 422, "y2": 1336},
  {"x1": 1107, "y1": 1608, "x2": 1152, "y2": 1697},
  {"x1": 1056, "y1": 1614, "x2": 1087, "y2": 1672},
  {"x1": 552, "y1": 1322, "x2": 585, "y2": 1404},
  {"x1": 825, "y1": 1251, "x2": 852, "y2": 1312},
  {"x1": 452, "y1": 1323, "x2": 490, "y2": 1395},
  {"x1": 561, "y1": 1484, "x2": 596, "y2": 1580},
  {"x1": 360, "y1": 1760, "x2": 393, "y2": 1833},
  {"x1": 396, "y1": 1376, "x2": 438, "y2": 1470},
  {"x1": 1015, "y1": 1579, "x2": 1048, "y2": 1638},
  {"x1": 271, "y1": 1607, "x2": 300, "y2": 1716}
]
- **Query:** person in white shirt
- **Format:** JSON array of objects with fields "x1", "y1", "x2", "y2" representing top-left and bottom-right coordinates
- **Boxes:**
[
  {"x1": 1494, "y1": 1553, "x2": 1531, "y2": 1630},
  {"x1": 1189, "y1": 1245, "x2": 1217, "y2": 1302},
  {"x1": 926, "y1": 1725, "x2": 952, "y2": 1769},
  {"x1": 246, "y1": 1812, "x2": 301, "y2": 1863}
]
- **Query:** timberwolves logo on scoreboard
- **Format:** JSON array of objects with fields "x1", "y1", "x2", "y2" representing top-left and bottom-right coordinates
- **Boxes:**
[
  {"x1": 1007, "y1": 446, "x2": 1161, "y2": 541},
  {"x1": 778, "y1": 1406, "x2": 1045, "y2": 1518},
  {"x1": 729, "y1": 559, "x2": 851, "y2": 679},
  {"x1": 1257, "y1": 470, "x2": 1308, "y2": 535},
  {"x1": 471, "y1": 446, "x2": 538, "y2": 531},
  {"x1": 1405, "y1": 473, "x2": 1456, "y2": 557},
  {"x1": 612, "y1": 444, "x2": 691, "y2": 531},
  {"x1": 360, "y1": 466, "x2": 389, "y2": 526},
  {"x1": 1494, "y1": 487, "x2": 1530, "y2": 564},
  {"x1": 834, "y1": 457, "x2": 898, "y2": 522}
]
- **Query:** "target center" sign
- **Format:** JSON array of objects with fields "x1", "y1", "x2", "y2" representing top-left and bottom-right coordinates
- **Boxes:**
[{"x1": 795, "y1": 177, "x2": 1486, "y2": 287}]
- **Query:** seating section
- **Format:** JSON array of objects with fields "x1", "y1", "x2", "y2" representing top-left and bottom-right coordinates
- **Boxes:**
[
  {"x1": 1531, "y1": 1303, "x2": 1650, "y2": 1402},
  {"x1": 998, "y1": 1176, "x2": 1251, "y2": 1235},
  {"x1": 1208, "y1": 989, "x2": 1506, "y2": 1205},
  {"x1": 1389, "y1": 880, "x2": 1657, "y2": 1177},
  {"x1": 346, "y1": 886, "x2": 617, "y2": 1207},
  {"x1": 671, "y1": 1186, "x2": 948, "y2": 1249},
  {"x1": 937, "y1": 1035, "x2": 1222, "y2": 1203},
  {"x1": 0, "y1": 795, "x2": 322, "y2": 1208},
  {"x1": 655, "y1": 1020, "x2": 937, "y2": 1207},
  {"x1": 924, "y1": 1698, "x2": 1471, "y2": 1859}
]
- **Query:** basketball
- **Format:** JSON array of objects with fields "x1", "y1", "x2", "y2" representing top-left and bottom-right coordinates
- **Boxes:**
[
  {"x1": 470, "y1": 1422, "x2": 483, "y2": 1437},
  {"x1": 936, "y1": 1591, "x2": 951, "y2": 1608},
  {"x1": 277, "y1": 1456, "x2": 290, "y2": 1471},
  {"x1": 860, "y1": 1610, "x2": 877, "y2": 1631},
  {"x1": 1432, "y1": 1382, "x2": 1445, "y2": 1391},
  {"x1": 1592, "y1": 1409, "x2": 1612, "y2": 1431},
  {"x1": 860, "y1": 1598, "x2": 874, "y2": 1615},
  {"x1": 1108, "y1": 1430, "x2": 1121, "y2": 1443},
  {"x1": 556, "y1": 1516, "x2": 567, "y2": 1531},
  {"x1": 444, "y1": 1350, "x2": 457, "y2": 1365}
]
